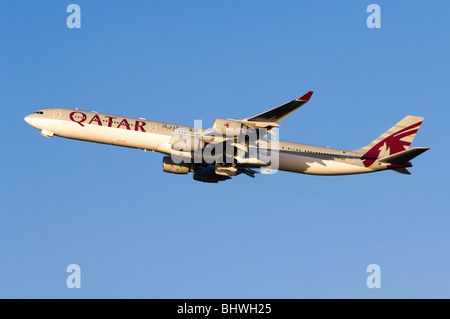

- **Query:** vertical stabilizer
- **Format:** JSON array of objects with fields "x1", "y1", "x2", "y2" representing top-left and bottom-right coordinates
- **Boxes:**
[{"x1": 354, "y1": 116, "x2": 424, "y2": 167}]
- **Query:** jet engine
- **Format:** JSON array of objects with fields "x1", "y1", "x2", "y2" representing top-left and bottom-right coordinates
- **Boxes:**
[
  {"x1": 162, "y1": 156, "x2": 192, "y2": 174},
  {"x1": 212, "y1": 119, "x2": 246, "y2": 136},
  {"x1": 193, "y1": 166, "x2": 231, "y2": 183}
]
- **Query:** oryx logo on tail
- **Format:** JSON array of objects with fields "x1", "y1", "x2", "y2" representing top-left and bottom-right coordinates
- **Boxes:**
[{"x1": 359, "y1": 116, "x2": 424, "y2": 167}]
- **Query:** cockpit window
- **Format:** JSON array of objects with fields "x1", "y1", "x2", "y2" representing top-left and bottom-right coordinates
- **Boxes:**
[{"x1": 33, "y1": 111, "x2": 44, "y2": 114}]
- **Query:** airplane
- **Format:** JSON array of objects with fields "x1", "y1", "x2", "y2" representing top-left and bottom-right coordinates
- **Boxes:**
[{"x1": 24, "y1": 91, "x2": 429, "y2": 183}]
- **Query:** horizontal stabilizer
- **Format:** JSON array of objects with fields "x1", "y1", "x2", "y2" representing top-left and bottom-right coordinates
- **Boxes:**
[
  {"x1": 393, "y1": 167, "x2": 411, "y2": 175},
  {"x1": 378, "y1": 147, "x2": 429, "y2": 164}
]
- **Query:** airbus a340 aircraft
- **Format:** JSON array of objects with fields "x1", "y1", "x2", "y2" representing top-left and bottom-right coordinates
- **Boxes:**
[{"x1": 24, "y1": 91, "x2": 428, "y2": 183}]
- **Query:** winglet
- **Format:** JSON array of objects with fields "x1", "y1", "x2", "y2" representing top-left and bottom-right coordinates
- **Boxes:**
[
  {"x1": 297, "y1": 91, "x2": 314, "y2": 101},
  {"x1": 244, "y1": 91, "x2": 314, "y2": 125}
]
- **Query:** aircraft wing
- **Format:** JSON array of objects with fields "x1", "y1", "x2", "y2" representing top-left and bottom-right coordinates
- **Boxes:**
[{"x1": 240, "y1": 91, "x2": 313, "y2": 129}]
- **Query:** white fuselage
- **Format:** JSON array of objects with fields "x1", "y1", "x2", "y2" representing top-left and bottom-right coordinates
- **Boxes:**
[{"x1": 25, "y1": 108, "x2": 381, "y2": 176}]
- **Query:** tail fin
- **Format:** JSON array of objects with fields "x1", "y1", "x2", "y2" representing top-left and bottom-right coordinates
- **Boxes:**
[{"x1": 355, "y1": 115, "x2": 425, "y2": 167}]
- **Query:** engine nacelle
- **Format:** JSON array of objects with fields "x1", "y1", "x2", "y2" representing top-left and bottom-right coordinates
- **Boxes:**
[
  {"x1": 213, "y1": 119, "x2": 246, "y2": 136},
  {"x1": 162, "y1": 156, "x2": 192, "y2": 174},
  {"x1": 171, "y1": 128, "x2": 204, "y2": 152},
  {"x1": 193, "y1": 166, "x2": 231, "y2": 183}
]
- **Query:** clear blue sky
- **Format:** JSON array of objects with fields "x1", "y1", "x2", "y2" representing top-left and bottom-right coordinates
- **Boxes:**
[{"x1": 1, "y1": 1, "x2": 449, "y2": 298}]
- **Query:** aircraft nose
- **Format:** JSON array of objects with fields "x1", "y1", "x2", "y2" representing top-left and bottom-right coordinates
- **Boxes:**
[{"x1": 24, "y1": 114, "x2": 40, "y2": 129}]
